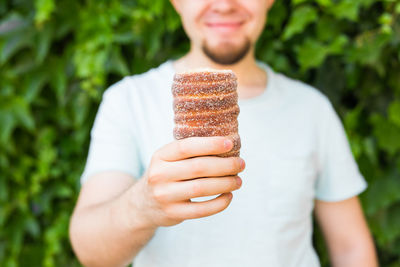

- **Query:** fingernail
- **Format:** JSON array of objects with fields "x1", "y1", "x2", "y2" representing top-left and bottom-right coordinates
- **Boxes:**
[
  {"x1": 224, "y1": 139, "x2": 233, "y2": 150},
  {"x1": 239, "y1": 158, "x2": 245, "y2": 170},
  {"x1": 236, "y1": 177, "x2": 242, "y2": 186}
]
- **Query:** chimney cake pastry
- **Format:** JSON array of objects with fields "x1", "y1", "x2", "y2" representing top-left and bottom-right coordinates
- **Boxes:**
[{"x1": 172, "y1": 69, "x2": 241, "y2": 157}]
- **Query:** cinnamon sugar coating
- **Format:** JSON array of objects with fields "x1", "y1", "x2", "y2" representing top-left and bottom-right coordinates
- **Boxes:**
[
  {"x1": 172, "y1": 80, "x2": 237, "y2": 96},
  {"x1": 174, "y1": 106, "x2": 240, "y2": 127},
  {"x1": 172, "y1": 70, "x2": 241, "y2": 157},
  {"x1": 174, "y1": 70, "x2": 237, "y2": 83},
  {"x1": 173, "y1": 93, "x2": 238, "y2": 112}
]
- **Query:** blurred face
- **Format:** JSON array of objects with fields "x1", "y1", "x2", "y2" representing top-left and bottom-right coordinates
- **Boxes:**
[{"x1": 172, "y1": 0, "x2": 274, "y2": 65}]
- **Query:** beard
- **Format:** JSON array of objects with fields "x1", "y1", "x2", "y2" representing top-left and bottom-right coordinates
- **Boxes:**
[{"x1": 201, "y1": 37, "x2": 251, "y2": 65}]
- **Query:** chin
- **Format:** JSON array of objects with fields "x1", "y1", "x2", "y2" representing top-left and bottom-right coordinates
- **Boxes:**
[{"x1": 202, "y1": 38, "x2": 251, "y2": 65}]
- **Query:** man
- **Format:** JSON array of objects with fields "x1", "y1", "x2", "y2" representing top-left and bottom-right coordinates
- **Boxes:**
[{"x1": 69, "y1": 0, "x2": 378, "y2": 266}]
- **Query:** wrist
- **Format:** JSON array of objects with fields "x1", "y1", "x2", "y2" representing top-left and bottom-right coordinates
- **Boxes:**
[{"x1": 117, "y1": 178, "x2": 158, "y2": 232}]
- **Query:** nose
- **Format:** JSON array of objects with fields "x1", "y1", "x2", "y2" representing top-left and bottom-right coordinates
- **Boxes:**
[{"x1": 210, "y1": 0, "x2": 238, "y2": 13}]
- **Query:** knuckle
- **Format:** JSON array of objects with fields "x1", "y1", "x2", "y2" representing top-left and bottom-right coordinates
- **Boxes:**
[
  {"x1": 176, "y1": 141, "x2": 187, "y2": 157},
  {"x1": 221, "y1": 177, "x2": 234, "y2": 191},
  {"x1": 152, "y1": 187, "x2": 167, "y2": 203},
  {"x1": 191, "y1": 181, "x2": 204, "y2": 196},
  {"x1": 228, "y1": 158, "x2": 239, "y2": 172},
  {"x1": 190, "y1": 206, "x2": 205, "y2": 218},
  {"x1": 163, "y1": 206, "x2": 184, "y2": 223},
  {"x1": 191, "y1": 160, "x2": 204, "y2": 177},
  {"x1": 151, "y1": 151, "x2": 159, "y2": 161},
  {"x1": 162, "y1": 206, "x2": 175, "y2": 218},
  {"x1": 147, "y1": 168, "x2": 163, "y2": 185}
]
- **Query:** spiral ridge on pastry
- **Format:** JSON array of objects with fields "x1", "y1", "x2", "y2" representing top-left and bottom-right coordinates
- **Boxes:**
[{"x1": 172, "y1": 69, "x2": 241, "y2": 157}]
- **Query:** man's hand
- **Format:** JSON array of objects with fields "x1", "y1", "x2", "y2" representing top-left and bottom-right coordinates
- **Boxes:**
[
  {"x1": 131, "y1": 136, "x2": 245, "y2": 228},
  {"x1": 70, "y1": 136, "x2": 244, "y2": 267}
]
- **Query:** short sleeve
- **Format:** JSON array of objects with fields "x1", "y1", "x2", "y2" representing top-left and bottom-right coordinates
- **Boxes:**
[
  {"x1": 80, "y1": 79, "x2": 143, "y2": 184},
  {"x1": 314, "y1": 100, "x2": 367, "y2": 201}
]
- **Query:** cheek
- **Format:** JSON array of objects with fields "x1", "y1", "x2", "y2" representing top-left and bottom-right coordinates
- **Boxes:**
[
  {"x1": 180, "y1": 5, "x2": 206, "y2": 37},
  {"x1": 232, "y1": 1, "x2": 268, "y2": 40},
  {"x1": 179, "y1": 13, "x2": 199, "y2": 40},
  {"x1": 248, "y1": 4, "x2": 268, "y2": 38}
]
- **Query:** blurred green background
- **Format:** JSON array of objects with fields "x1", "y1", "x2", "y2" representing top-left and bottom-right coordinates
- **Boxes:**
[{"x1": 1, "y1": 0, "x2": 399, "y2": 266}]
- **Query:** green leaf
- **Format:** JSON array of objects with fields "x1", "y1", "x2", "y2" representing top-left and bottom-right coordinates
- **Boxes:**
[
  {"x1": 388, "y1": 101, "x2": 400, "y2": 127},
  {"x1": 165, "y1": 5, "x2": 181, "y2": 31},
  {"x1": 348, "y1": 31, "x2": 391, "y2": 67},
  {"x1": 315, "y1": 0, "x2": 332, "y2": 7},
  {"x1": 369, "y1": 202, "x2": 400, "y2": 246},
  {"x1": 107, "y1": 47, "x2": 129, "y2": 76},
  {"x1": 35, "y1": 23, "x2": 53, "y2": 63},
  {"x1": 344, "y1": 105, "x2": 362, "y2": 131},
  {"x1": 265, "y1": 0, "x2": 288, "y2": 32},
  {"x1": 379, "y1": 13, "x2": 393, "y2": 25},
  {"x1": 363, "y1": 137, "x2": 378, "y2": 165},
  {"x1": 292, "y1": 0, "x2": 309, "y2": 5},
  {"x1": 0, "y1": 97, "x2": 35, "y2": 136},
  {"x1": 364, "y1": 169, "x2": 400, "y2": 215},
  {"x1": 328, "y1": 35, "x2": 348, "y2": 53},
  {"x1": 0, "y1": 13, "x2": 29, "y2": 36},
  {"x1": 283, "y1": 5, "x2": 318, "y2": 40},
  {"x1": 0, "y1": 177, "x2": 8, "y2": 202},
  {"x1": 349, "y1": 134, "x2": 363, "y2": 159},
  {"x1": 13, "y1": 98, "x2": 35, "y2": 132},
  {"x1": 23, "y1": 71, "x2": 48, "y2": 103},
  {"x1": 327, "y1": 0, "x2": 361, "y2": 21},
  {"x1": 296, "y1": 35, "x2": 348, "y2": 70},
  {"x1": 316, "y1": 16, "x2": 341, "y2": 42},
  {"x1": 0, "y1": 30, "x2": 34, "y2": 65},
  {"x1": 300, "y1": 43, "x2": 326, "y2": 70},
  {"x1": 48, "y1": 58, "x2": 67, "y2": 105},
  {"x1": 19, "y1": 245, "x2": 43, "y2": 267},
  {"x1": 297, "y1": 38, "x2": 328, "y2": 70},
  {"x1": 25, "y1": 216, "x2": 40, "y2": 238},
  {"x1": 371, "y1": 114, "x2": 400, "y2": 155},
  {"x1": 396, "y1": 2, "x2": 400, "y2": 14},
  {"x1": 35, "y1": 0, "x2": 55, "y2": 26},
  {"x1": 384, "y1": 204, "x2": 400, "y2": 243},
  {"x1": 52, "y1": 184, "x2": 73, "y2": 198},
  {"x1": 0, "y1": 112, "x2": 15, "y2": 146},
  {"x1": 70, "y1": 92, "x2": 92, "y2": 128}
]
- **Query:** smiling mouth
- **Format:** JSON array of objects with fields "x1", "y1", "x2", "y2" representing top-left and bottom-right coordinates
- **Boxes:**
[
  {"x1": 205, "y1": 22, "x2": 243, "y2": 34},
  {"x1": 206, "y1": 22, "x2": 242, "y2": 28}
]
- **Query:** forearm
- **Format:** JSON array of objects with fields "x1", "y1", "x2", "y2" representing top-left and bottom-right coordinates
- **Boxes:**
[
  {"x1": 69, "y1": 182, "x2": 157, "y2": 267},
  {"x1": 315, "y1": 197, "x2": 379, "y2": 267},
  {"x1": 330, "y1": 242, "x2": 378, "y2": 267}
]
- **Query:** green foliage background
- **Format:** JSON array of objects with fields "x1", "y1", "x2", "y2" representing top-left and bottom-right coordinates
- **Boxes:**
[{"x1": 0, "y1": 0, "x2": 399, "y2": 266}]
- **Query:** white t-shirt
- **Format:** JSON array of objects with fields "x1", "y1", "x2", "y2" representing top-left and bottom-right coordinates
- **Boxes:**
[{"x1": 81, "y1": 60, "x2": 367, "y2": 267}]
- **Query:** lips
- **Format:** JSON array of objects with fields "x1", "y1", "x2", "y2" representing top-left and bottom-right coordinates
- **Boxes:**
[
  {"x1": 205, "y1": 21, "x2": 243, "y2": 34},
  {"x1": 207, "y1": 21, "x2": 242, "y2": 26}
]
